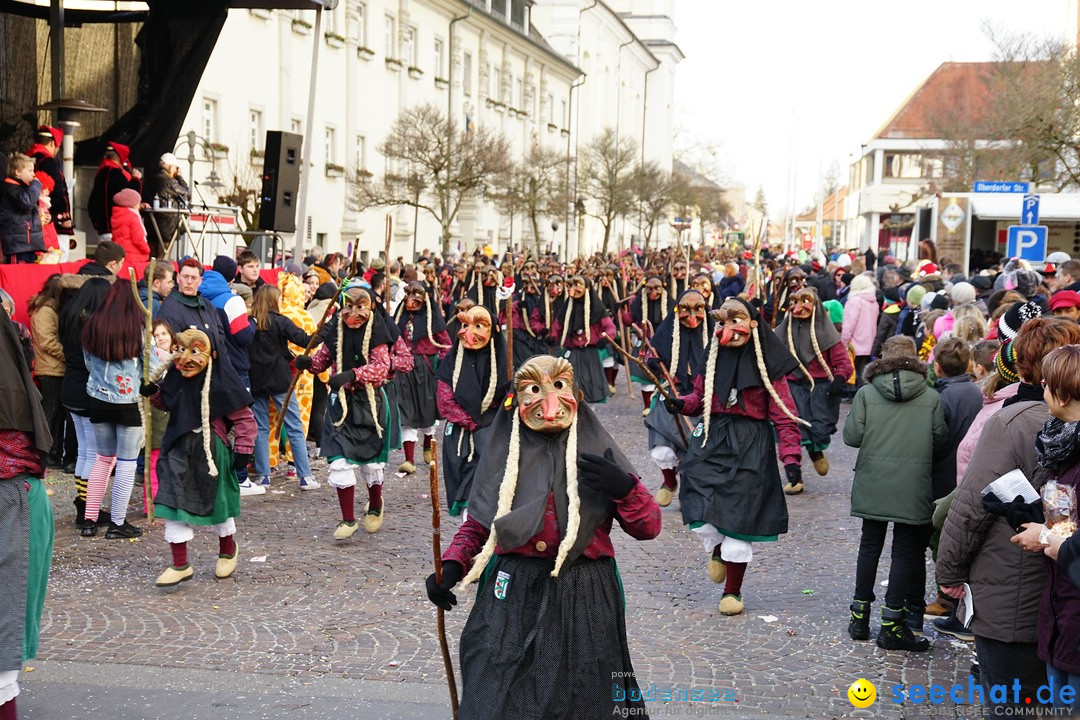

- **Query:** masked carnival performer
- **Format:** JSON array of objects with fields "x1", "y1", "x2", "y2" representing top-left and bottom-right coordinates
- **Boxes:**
[
  {"x1": 296, "y1": 283, "x2": 395, "y2": 538},
  {"x1": 426, "y1": 355, "x2": 661, "y2": 720},
  {"x1": 775, "y1": 287, "x2": 852, "y2": 491},
  {"x1": 765, "y1": 266, "x2": 807, "y2": 327},
  {"x1": 466, "y1": 264, "x2": 501, "y2": 316},
  {"x1": 391, "y1": 281, "x2": 451, "y2": 474},
  {"x1": 149, "y1": 328, "x2": 256, "y2": 587},
  {"x1": 541, "y1": 274, "x2": 565, "y2": 355},
  {"x1": 435, "y1": 305, "x2": 508, "y2": 515},
  {"x1": 666, "y1": 298, "x2": 805, "y2": 615},
  {"x1": 622, "y1": 275, "x2": 667, "y2": 411},
  {"x1": 508, "y1": 270, "x2": 548, "y2": 369},
  {"x1": 668, "y1": 259, "x2": 689, "y2": 301},
  {"x1": 644, "y1": 290, "x2": 710, "y2": 507},
  {"x1": 550, "y1": 275, "x2": 617, "y2": 405},
  {"x1": 597, "y1": 266, "x2": 626, "y2": 394}
]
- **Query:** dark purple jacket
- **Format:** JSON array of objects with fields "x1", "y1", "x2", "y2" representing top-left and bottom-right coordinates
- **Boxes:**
[{"x1": 1039, "y1": 460, "x2": 1080, "y2": 674}]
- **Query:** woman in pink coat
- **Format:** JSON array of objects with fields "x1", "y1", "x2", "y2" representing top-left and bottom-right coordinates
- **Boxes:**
[
  {"x1": 110, "y1": 187, "x2": 150, "y2": 272},
  {"x1": 841, "y1": 274, "x2": 880, "y2": 386}
]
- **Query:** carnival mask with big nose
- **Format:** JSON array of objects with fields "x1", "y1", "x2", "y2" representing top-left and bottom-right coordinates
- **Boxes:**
[
  {"x1": 457, "y1": 306, "x2": 493, "y2": 350},
  {"x1": 483, "y1": 269, "x2": 501, "y2": 287},
  {"x1": 548, "y1": 277, "x2": 565, "y2": 298},
  {"x1": 712, "y1": 299, "x2": 755, "y2": 347},
  {"x1": 568, "y1": 276, "x2": 587, "y2": 299},
  {"x1": 677, "y1": 291, "x2": 707, "y2": 329},
  {"x1": 516, "y1": 356, "x2": 578, "y2": 432},
  {"x1": 673, "y1": 262, "x2": 687, "y2": 280},
  {"x1": 790, "y1": 289, "x2": 817, "y2": 320},
  {"x1": 404, "y1": 282, "x2": 427, "y2": 312},
  {"x1": 342, "y1": 288, "x2": 372, "y2": 329},
  {"x1": 173, "y1": 329, "x2": 212, "y2": 378},
  {"x1": 787, "y1": 270, "x2": 808, "y2": 292},
  {"x1": 690, "y1": 275, "x2": 713, "y2": 300},
  {"x1": 645, "y1": 278, "x2": 664, "y2": 301}
]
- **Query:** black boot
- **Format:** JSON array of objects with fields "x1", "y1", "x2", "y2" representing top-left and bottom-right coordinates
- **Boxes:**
[
  {"x1": 904, "y1": 604, "x2": 925, "y2": 637},
  {"x1": 73, "y1": 497, "x2": 86, "y2": 526},
  {"x1": 877, "y1": 606, "x2": 930, "y2": 651},
  {"x1": 848, "y1": 599, "x2": 871, "y2": 641}
]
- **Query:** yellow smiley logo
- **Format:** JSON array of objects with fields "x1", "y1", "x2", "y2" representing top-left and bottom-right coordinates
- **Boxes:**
[{"x1": 848, "y1": 678, "x2": 876, "y2": 708}]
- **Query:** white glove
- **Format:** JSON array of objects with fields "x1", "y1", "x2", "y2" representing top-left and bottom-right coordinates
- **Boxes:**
[{"x1": 495, "y1": 283, "x2": 515, "y2": 301}]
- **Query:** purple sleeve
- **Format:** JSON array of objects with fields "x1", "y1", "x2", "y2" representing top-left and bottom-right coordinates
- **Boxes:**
[
  {"x1": 613, "y1": 479, "x2": 662, "y2": 540},
  {"x1": 443, "y1": 516, "x2": 492, "y2": 572},
  {"x1": 679, "y1": 374, "x2": 706, "y2": 416},
  {"x1": 437, "y1": 380, "x2": 477, "y2": 430},
  {"x1": 433, "y1": 330, "x2": 452, "y2": 360},
  {"x1": 599, "y1": 315, "x2": 618, "y2": 341},
  {"x1": 309, "y1": 343, "x2": 333, "y2": 374},
  {"x1": 353, "y1": 343, "x2": 390, "y2": 386},
  {"x1": 768, "y1": 375, "x2": 802, "y2": 467},
  {"x1": 828, "y1": 342, "x2": 854, "y2": 380},
  {"x1": 224, "y1": 405, "x2": 257, "y2": 454}
]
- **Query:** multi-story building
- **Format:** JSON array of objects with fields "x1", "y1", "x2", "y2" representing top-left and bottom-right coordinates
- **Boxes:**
[{"x1": 180, "y1": 0, "x2": 680, "y2": 263}]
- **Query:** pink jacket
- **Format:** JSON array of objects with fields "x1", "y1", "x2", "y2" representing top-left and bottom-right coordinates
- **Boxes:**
[
  {"x1": 955, "y1": 382, "x2": 1019, "y2": 484},
  {"x1": 841, "y1": 291, "x2": 880, "y2": 356}
]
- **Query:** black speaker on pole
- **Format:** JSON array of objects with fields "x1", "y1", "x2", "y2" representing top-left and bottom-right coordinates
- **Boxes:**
[{"x1": 258, "y1": 130, "x2": 302, "y2": 233}]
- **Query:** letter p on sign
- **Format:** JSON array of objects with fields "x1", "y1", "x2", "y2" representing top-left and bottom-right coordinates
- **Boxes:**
[{"x1": 1006, "y1": 224, "x2": 1048, "y2": 262}]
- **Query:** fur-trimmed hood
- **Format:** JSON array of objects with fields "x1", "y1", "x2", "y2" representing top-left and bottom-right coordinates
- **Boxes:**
[{"x1": 864, "y1": 355, "x2": 930, "y2": 403}]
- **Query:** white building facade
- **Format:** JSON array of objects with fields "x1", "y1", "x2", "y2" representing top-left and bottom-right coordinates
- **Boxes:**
[{"x1": 179, "y1": 0, "x2": 679, "y2": 263}]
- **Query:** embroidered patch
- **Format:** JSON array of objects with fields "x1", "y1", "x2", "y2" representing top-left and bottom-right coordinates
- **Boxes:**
[
  {"x1": 494, "y1": 570, "x2": 510, "y2": 600},
  {"x1": 563, "y1": 350, "x2": 571, "y2": 359},
  {"x1": 445, "y1": 423, "x2": 453, "y2": 436},
  {"x1": 692, "y1": 422, "x2": 704, "y2": 438}
]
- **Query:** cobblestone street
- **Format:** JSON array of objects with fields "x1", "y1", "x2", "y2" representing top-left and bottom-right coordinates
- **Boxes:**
[{"x1": 26, "y1": 389, "x2": 979, "y2": 719}]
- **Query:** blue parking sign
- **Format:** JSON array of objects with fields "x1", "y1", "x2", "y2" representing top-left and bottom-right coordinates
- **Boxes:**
[{"x1": 1006, "y1": 225, "x2": 1048, "y2": 261}]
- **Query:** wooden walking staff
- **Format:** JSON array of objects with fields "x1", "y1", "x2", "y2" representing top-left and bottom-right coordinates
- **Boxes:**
[
  {"x1": 384, "y1": 215, "x2": 392, "y2": 313},
  {"x1": 129, "y1": 261, "x2": 156, "y2": 521},
  {"x1": 505, "y1": 273, "x2": 515, "y2": 380},
  {"x1": 618, "y1": 265, "x2": 633, "y2": 395},
  {"x1": 428, "y1": 435, "x2": 460, "y2": 719},
  {"x1": 635, "y1": 330, "x2": 695, "y2": 438},
  {"x1": 602, "y1": 333, "x2": 688, "y2": 446}
]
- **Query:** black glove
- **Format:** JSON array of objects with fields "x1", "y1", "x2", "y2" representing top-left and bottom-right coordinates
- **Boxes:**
[
  {"x1": 328, "y1": 370, "x2": 354, "y2": 393},
  {"x1": 785, "y1": 464, "x2": 802, "y2": 487},
  {"x1": 233, "y1": 452, "x2": 252, "y2": 471},
  {"x1": 139, "y1": 381, "x2": 159, "y2": 398},
  {"x1": 827, "y1": 375, "x2": 848, "y2": 397},
  {"x1": 663, "y1": 395, "x2": 685, "y2": 415},
  {"x1": 981, "y1": 493, "x2": 1046, "y2": 532},
  {"x1": 577, "y1": 448, "x2": 636, "y2": 499},
  {"x1": 426, "y1": 560, "x2": 463, "y2": 611},
  {"x1": 293, "y1": 354, "x2": 313, "y2": 371},
  {"x1": 646, "y1": 357, "x2": 664, "y2": 378}
]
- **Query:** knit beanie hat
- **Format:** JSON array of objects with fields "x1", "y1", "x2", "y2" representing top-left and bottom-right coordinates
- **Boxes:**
[
  {"x1": 212, "y1": 255, "x2": 238, "y2": 281},
  {"x1": 929, "y1": 293, "x2": 949, "y2": 311},
  {"x1": 112, "y1": 188, "x2": 141, "y2": 208},
  {"x1": 949, "y1": 281, "x2": 976, "y2": 306},
  {"x1": 998, "y1": 300, "x2": 1043, "y2": 342},
  {"x1": 882, "y1": 285, "x2": 901, "y2": 303},
  {"x1": 906, "y1": 284, "x2": 927, "y2": 308},
  {"x1": 231, "y1": 281, "x2": 253, "y2": 303},
  {"x1": 994, "y1": 341, "x2": 1020, "y2": 384},
  {"x1": 1050, "y1": 290, "x2": 1080, "y2": 311}
]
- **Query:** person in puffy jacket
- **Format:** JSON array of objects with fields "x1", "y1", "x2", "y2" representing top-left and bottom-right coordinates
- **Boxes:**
[
  {"x1": 110, "y1": 187, "x2": 150, "y2": 272},
  {"x1": 843, "y1": 336, "x2": 946, "y2": 652},
  {"x1": 841, "y1": 273, "x2": 880, "y2": 386},
  {"x1": 0, "y1": 153, "x2": 44, "y2": 263}
]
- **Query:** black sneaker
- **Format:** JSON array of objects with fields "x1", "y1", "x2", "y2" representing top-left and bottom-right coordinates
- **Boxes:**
[
  {"x1": 932, "y1": 614, "x2": 974, "y2": 641},
  {"x1": 79, "y1": 519, "x2": 98, "y2": 537},
  {"x1": 105, "y1": 521, "x2": 143, "y2": 539}
]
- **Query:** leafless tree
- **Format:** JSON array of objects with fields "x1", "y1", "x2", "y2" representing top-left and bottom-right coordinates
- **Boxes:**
[
  {"x1": 492, "y1": 144, "x2": 569, "y2": 256},
  {"x1": 580, "y1": 128, "x2": 638, "y2": 256}
]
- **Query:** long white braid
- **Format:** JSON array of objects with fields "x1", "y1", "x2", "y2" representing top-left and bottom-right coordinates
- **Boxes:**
[
  {"x1": 670, "y1": 313, "x2": 681, "y2": 386},
  {"x1": 426, "y1": 296, "x2": 450, "y2": 349},
  {"x1": 786, "y1": 317, "x2": 815, "y2": 390},
  {"x1": 481, "y1": 337, "x2": 497, "y2": 414},
  {"x1": 550, "y1": 415, "x2": 580, "y2": 578},
  {"x1": 559, "y1": 293, "x2": 574, "y2": 347},
  {"x1": 333, "y1": 316, "x2": 349, "y2": 428},
  {"x1": 752, "y1": 329, "x2": 811, "y2": 428},
  {"x1": 363, "y1": 319, "x2": 383, "y2": 437},
  {"x1": 808, "y1": 305, "x2": 834, "y2": 382},
  {"x1": 461, "y1": 411, "x2": 522, "y2": 585},
  {"x1": 701, "y1": 335, "x2": 719, "y2": 447},
  {"x1": 522, "y1": 305, "x2": 535, "y2": 338},
  {"x1": 202, "y1": 354, "x2": 217, "y2": 477}
]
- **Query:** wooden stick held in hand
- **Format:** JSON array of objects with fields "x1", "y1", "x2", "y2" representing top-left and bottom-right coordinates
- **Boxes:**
[
  {"x1": 129, "y1": 262, "x2": 155, "y2": 522},
  {"x1": 428, "y1": 436, "x2": 460, "y2": 718}
]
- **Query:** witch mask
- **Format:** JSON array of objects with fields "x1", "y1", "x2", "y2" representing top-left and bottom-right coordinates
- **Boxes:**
[
  {"x1": 173, "y1": 328, "x2": 212, "y2": 378},
  {"x1": 457, "y1": 306, "x2": 493, "y2": 350},
  {"x1": 645, "y1": 277, "x2": 664, "y2": 301},
  {"x1": 690, "y1": 275, "x2": 713, "y2": 300},
  {"x1": 516, "y1": 355, "x2": 578, "y2": 433},
  {"x1": 404, "y1": 281, "x2": 427, "y2": 312},
  {"x1": 677, "y1": 291, "x2": 707, "y2": 329},
  {"x1": 789, "y1": 288, "x2": 818, "y2": 320},
  {"x1": 342, "y1": 288, "x2": 372, "y2": 329},
  {"x1": 711, "y1": 298, "x2": 755, "y2": 347},
  {"x1": 568, "y1": 275, "x2": 588, "y2": 299}
]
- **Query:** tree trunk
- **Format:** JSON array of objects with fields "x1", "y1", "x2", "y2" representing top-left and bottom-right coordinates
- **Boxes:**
[
  {"x1": 441, "y1": 218, "x2": 453, "y2": 258},
  {"x1": 601, "y1": 221, "x2": 612, "y2": 257},
  {"x1": 529, "y1": 212, "x2": 542, "y2": 257}
]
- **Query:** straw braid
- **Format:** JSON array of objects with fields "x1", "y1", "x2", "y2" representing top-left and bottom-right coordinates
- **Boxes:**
[
  {"x1": 426, "y1": 297, "x2": 450, "y2": 349},
  {"x1": 451, "y1": 342, "x2": 464, "y2": 391},
  {"x1": 785, "y1": 317, "x2": 815, "y2": 390},
  {"x1": 808, "y1": 305, "x2": 833, "y2": 382},
  {"x1": 701, "y1": 335, "x2": 720, "y2": 447},
  {"x1": 559, "y1": 294, "x2": 574, "y2": 347},
  {"x1": 333, "y1": 316, "x2": 349, "y2": 427},
  {"x1": 550, "y1": 415, "x2": 580, "y2": 578},
  {"x1": 670, "y1": 313, "x2": 681, "y2": 385},
  {"x1": 363, "y1": 319, "x2": 383, "y2": 437},
  {"x1": 522, "y1": 305, "x2": 535, "y2": 337},
  {"x1": 481, "y1": 338, "x2": 497, "y2": 414},
  {"x1": 202, "y1": 354, "x2": 218, "y2": 477},
  {"x1": 462, "y1": 411, "x2": 523, "y2": 585},
  {"x1": 751, "y1": 329, "x2": 810, "y2": 428}
]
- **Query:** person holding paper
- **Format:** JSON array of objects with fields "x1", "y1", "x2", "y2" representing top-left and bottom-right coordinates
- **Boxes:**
[{"x1": 937, "y1": 316, "x2": 1080, "y2": 717}]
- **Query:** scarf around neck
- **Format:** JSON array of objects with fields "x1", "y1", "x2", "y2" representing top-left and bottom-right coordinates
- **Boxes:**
[{"x1": 1037, "y1": 416, "x2": 1080, "y2": 473}]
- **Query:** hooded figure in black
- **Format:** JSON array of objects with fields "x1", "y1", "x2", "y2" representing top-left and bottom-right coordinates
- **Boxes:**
[
  {"x1": 466, "y1": 265, "x2": 501, "y2": 316},
  {"x1": 392, "y1": 280, "x2": 452, "y2": 474},
  {"x1": 550, "y1": 275, "x2": 618, "y2": 405},
  {"x1": 426, "y1": 355, "x2": 661, "y2": 720},
  {"x1": 510, "y1": 271, "x2": 547, "y2": 369},
  {"x1": 643, "y1": 290, "x2": 711, "y2": 507},
  {"x1": 596, "y1": 265, "x2": 627, "y2": 390},
  {"x1": 435, "y1": 305, "x2": 509, "y2": 515},
  {"x1": 666, "y1": 297, "x2": 807, "y2": 616},
  {"x1": 775, "y1": 287, "x2": 853, "y2": 490},
  {"x1": 622, "y1": 275, "x2": 668, "y2": 409}
]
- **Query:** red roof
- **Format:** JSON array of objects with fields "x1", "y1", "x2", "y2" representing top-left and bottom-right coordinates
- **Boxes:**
[{"x1": 873, "y1": 62, "x2": 1003, "y2": 140}]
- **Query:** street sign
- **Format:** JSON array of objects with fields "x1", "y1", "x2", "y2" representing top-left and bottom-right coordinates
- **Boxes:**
[
  {"x1": 1006, "y1": 225, "x2": 1048, "y2": 261},
  {"x1": 1022, "y1": 194, "x2": 1040, "y2": 225},
  {"x1": 974, "y1": 181, "x2": 1030, "y2": 193}
]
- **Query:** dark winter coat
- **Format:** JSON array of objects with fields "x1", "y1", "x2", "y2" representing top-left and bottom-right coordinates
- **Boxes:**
[
  {"x1": 88, "y1": 163, "x2": 141, "y2": 234},
  {"x1": 930, "y1": 374, "x2": 984, "y2": 500},
  {"x1": 716, "y1": 274, "x2": 744, "y2": 300},
  {"x1": 843, "y1": 355, "x2": 947, "y2": 525},
  {"x1": 249, "y1": 312, "x2": 312, "y2": 397},
  {"x1": 1039, "y1": 455, "x2": 1080, "y2": 673},
  {"x1": 0, "y1": 177, "x2": 44, "y2": 258},
  {"x1": 870, "y1": 304, "x2": 901, "y2": 358},
  {"x1": 936, "y1": 401, "x2": 1048, "y2": 644}
]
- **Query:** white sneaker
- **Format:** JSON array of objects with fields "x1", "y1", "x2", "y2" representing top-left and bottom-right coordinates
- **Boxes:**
[
  {"x1": 239, "y1": 478, "x2": 266, "y2": 496},
  {"x1": 299, "y1": 476, "x2": 321, "y2": 491}
]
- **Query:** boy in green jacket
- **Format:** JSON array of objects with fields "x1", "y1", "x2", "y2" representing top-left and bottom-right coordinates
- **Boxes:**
[{"x1": 843, "y1": 335, "x2": 947, "y2": 651}]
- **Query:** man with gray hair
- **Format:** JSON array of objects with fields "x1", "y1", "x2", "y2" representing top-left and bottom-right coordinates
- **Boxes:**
[{"x1": 142, "y1": 152, "x2": 190, "y2": 258}]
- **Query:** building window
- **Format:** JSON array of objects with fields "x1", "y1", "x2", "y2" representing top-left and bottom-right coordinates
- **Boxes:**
[
  {"x1": 515, "y1": 78, "x2": 523, "y2": 109},
  {"x1": 355, "y1": 135, "x2": 366, "y2": 171},
  {"x1": 433, "y1": 38, "x2": 444, "y2": 77},
  {"x1": 325, "y1": 126, "x2": 336, "y2": 163},
  {"x1": 248, "y1": 109, "x2": 262, "y2": 151},
  {"x1": 491, "y1": 0, "x2": 507, "y2": 19},
  {"x1": 290, "y1": 118, "x2": 302, "y2": 135},
  {"x1": 884, "y1": 152, "x2": 924, "y2": 179},
  {"x1": 510, "y1": 0, "x2": 525, "y2": 29},
  {"x1": 463, "y1": 52, "x2": 473, "y2": 95},
  {"x1": 202, "y1": 98, "x2": 217, "y2": 142},
  {"x1": 546, "y1": 93, "x2": 554, "y2": 123},
  {"x1": 401, "y1": 25, "x2": 416, "y2": 66},
  {"x1": 560, "y1": 99, "x2": 567, "y2": 126},
  {"x1": 324, "y1": 4, "x2": 337, "y2": 35},
  {"x1": 351, "y1": 2, "x2": 366, "y2": 45},
  {"x1": 384, "y1": 14, "x2": 395, "y2": 58}
]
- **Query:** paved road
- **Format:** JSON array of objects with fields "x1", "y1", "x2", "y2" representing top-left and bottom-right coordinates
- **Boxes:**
[{"x1": 23, "y1": 387, "x2": 978, "y2": 719}]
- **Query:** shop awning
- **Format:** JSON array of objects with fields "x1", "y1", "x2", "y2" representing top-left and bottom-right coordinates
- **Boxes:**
[{"x1": 969, "y1": 193, "x2": 1080, "y2": 222}]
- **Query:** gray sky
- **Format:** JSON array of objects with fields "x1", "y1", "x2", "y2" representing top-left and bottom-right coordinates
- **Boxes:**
[{"x1": 673, "y1": 0, "x2": 1075, "y2": 217}]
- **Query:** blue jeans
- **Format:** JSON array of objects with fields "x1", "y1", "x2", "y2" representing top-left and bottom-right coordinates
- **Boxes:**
[
  {"x1": 252, "y1": 392, "x2": 311, "y2": 478},
  {"x1": 92, "y1": 422, "x2": 143, "y2": 460},
  {"x1": 1045, "y1": 663, "x2": 1079, "y2": 713}
]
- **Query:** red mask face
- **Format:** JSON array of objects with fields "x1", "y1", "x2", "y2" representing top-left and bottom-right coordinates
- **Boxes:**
[
  {"x1": 790, "y1": 289, "x2": 817, "y2": 320},
  {"x1": 673, "y1": 263, "x2": 687, "y2": 280},
  {"x1": 457, "y1": 306, "x2": 493, "y2": 350},
  {"x1": 173, "y1": 329, "x2": 212, "y2": 378},
  {"x1": 404, "y1": 283, "x2": 426, "y2": 312},
  {"x1": 712, "y1": 299, "x2": 755, "y2": 347},
  {"x1": 548, "y1": 278, "x2": 564, "y2": 298},
  {"x1": 516, "y1": 356, "x2": 578, "y2": 432},
  {"x1": 342, "y1": 289, "x2": 372, "y2": 329},
  {"x1": 677, "y1": 291, "x2": 707, "y2": 329}
]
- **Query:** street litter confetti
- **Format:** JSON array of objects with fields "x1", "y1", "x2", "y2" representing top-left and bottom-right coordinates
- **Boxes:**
[
  {"x1": 801, "y1": 589, "x2": 814, "y2": 595},
  {"x1": 271, "y1": 490, "x2": 286, "y2": 494},
  {"x1": 787, "y1": 630, "x2": 797, "y2": 636},
  {"x1": 388, "y1": 661, "x2": 400, "y2": 667},
  {"x1": 758, "y1": 615, "x2": 778, "y2": 623},
  {"x1": 251, "y1": 556, "x2": 268, "y2": 563}
]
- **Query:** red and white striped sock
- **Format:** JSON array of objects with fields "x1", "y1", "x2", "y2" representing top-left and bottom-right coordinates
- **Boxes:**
[{"x1": 84, "y1": 454, "x2": 117, "y2": 522}]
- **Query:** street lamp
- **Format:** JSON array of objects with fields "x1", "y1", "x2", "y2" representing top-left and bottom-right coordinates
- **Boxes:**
[
  {"x1": 550, "y1": 219, "x2": 559, "y2": 256},
  {"x1": 174, "y1": 130, "x2": 220, "y2": 191}
]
